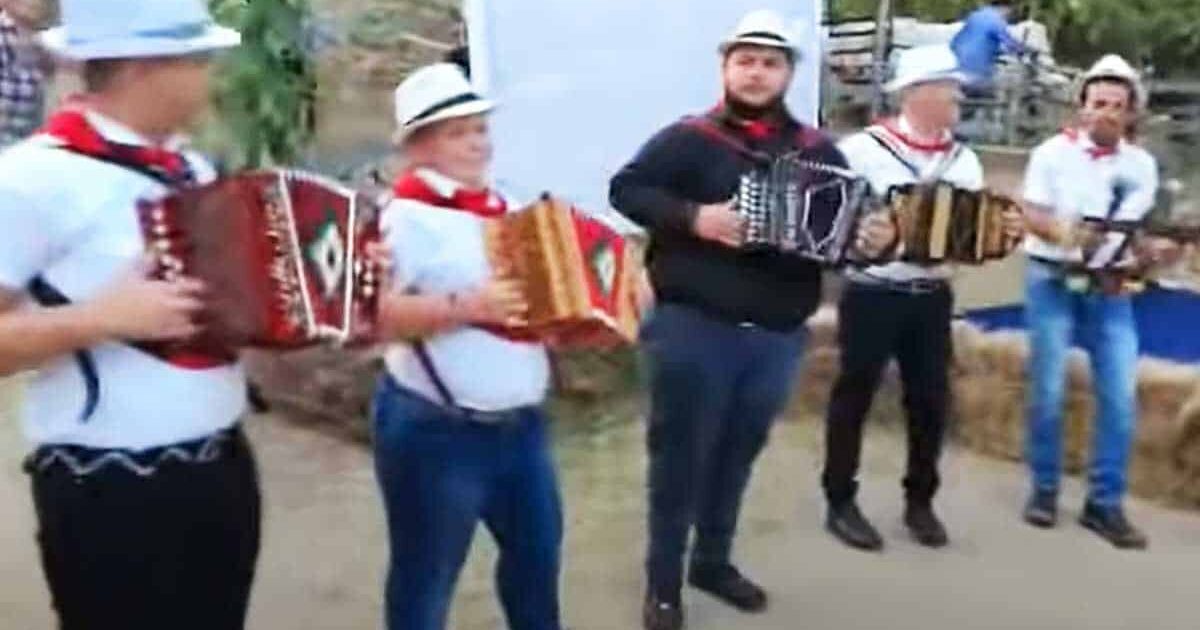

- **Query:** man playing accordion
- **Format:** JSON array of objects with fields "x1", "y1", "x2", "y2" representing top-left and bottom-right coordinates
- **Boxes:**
[
  {"x1": 1019, "y1": 54, "x2": 1178, "y2": 549},
  {"x1": 610, "y1": 10, "x2": 895, "y2": 630},
  {"x1": 372, "y1": 62, "x2": 564, "y2": 630},
  {"x1": 0, "y1": 1, "x2": 262, "y2": 628},
  {"x1": 821, "y1": 45, "x2": 1023, "y2": 553}
]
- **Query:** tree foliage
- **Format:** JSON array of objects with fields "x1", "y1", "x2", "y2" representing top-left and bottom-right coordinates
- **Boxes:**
[{"x1": 207, "y1": 0, "x2": 317, "y2": 168}]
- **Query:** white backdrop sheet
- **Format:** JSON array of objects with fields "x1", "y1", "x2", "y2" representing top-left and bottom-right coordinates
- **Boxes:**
[{"x1": 464, "y1": 0, "x2": 823, "y2": 219}]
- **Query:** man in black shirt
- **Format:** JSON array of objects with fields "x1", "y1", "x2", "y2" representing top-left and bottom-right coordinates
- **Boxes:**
[{"x1": 610, "y1": 10, "x2": 895, "y2": 630}]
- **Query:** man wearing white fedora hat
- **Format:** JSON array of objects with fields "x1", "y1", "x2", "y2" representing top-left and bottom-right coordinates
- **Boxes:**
[
  {"x1": 372, "y1": 62, "x2": 564, "y2": 630},
  {"x1": 1019, "y1": 53, "x2": 1171, "y2": 549},
  {"x1": 0, "y1": 1, "x2": 260, "y2": 628},
  {"x1": 821, "y1": 44, "x2": 1022, "y2": 553},
  {"x1": 611, "y1": 9, "x2": 895, "y2": 630}
]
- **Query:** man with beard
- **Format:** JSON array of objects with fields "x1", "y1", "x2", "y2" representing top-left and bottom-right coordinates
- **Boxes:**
[
  {"x1": 1020, "y1": 54, "x2": 1172, "y2": 549},
  {"x1": 610, "y1": 10, "x2": 895, "y2": 630}
]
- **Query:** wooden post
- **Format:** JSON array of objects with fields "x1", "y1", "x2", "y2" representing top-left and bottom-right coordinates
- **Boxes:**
[{"x1": 869, "y1": 0, "x2": 893, "y2": 119}]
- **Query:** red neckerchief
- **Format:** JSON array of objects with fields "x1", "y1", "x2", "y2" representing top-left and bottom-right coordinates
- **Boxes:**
[
  {"x1": 874, "y1": 117, "x2": 954, "y2": 153},
  {"x1": 40, "y1": 97, "x2": 195, "y2": 185},
  {"x1": 710, "y1": 102, "x2": 779, "y2": 141},
  {"x1": 392, "y1": 169, "x2": 507, "y2": 218},
  {"x1": 39, "y1": 98, "x2": 231, "y2": 370},
  {"x1": 1062, "y1": 127, "x2": 1118, "y2": 160}
]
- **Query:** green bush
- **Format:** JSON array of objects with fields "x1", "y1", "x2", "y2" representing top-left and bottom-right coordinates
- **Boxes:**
[{"x1": 206, "y1": 0, "x2": 318, "y2": 168}]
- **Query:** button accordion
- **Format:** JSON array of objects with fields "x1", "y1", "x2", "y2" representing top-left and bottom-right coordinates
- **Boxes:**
[
  {"x1": 481, "y1": 195, "x2": 643, "y2": 347},
  {"x1": 887, "y1": 182, "x2": 1021, "y2": 265},
  {"x1": 735, "y1": 153, "x2": 872, "y2": 265},
  {"x1": 137, "y1": 169, "x2": 383, "y2": 350}
]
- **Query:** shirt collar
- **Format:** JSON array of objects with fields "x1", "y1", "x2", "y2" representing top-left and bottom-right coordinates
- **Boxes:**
[{"x1": 82, "y1": 109, "x2": 189, "y2": 151}]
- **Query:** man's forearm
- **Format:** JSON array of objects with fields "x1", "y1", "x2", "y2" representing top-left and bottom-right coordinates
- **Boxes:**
[
  {"x1": 378, "y1": 292, "x2": 469, "y2": 341},
  {"x1": 0, "y1": 302, "x2": 112, "y2": 376}
]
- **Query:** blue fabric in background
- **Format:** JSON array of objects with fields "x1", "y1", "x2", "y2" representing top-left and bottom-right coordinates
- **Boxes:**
[{"x1": 963, "y1": 287, "x2": 1200, "y2": 364}]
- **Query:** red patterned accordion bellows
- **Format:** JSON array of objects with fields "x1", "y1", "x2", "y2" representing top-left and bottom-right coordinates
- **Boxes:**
[{"x1": 137, "y1": 169, "x2": 383, "y2": 353}]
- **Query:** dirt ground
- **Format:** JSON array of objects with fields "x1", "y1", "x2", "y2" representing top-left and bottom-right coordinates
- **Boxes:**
[{"x1": 2, "y1": 377, "x2": 1199, "y2": 630}]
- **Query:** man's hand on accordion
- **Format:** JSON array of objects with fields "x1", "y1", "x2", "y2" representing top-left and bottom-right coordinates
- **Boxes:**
[
  {"x1": 692, "y1": 200, "x2": 745, "y2": 248},
  {"x1": 853, "y1": 212, "x2": 898, "y2": 260},
  {"x1": 87, "y1": 255, "x2": 208, "y2": 342},
  {"x1": 459, "y1": 278, "x2": 529, "y2": 328}
]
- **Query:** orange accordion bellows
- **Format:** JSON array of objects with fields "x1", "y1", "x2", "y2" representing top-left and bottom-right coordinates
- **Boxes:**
[
  {"x1": 481, "y1": 196, "x2": 643, "y2": 347},
  {"x1": 888, "y1": 182, "x2": 1021, "y2": 265},
  {"x1": 137, "y1": 169, "x2": 383, "y2": 354}
]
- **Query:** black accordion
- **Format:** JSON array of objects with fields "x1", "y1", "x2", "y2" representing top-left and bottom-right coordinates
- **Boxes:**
[
  {"x1": 735, "y1": 153, "x2": 872, "y2": 265},
  {"x1": 887, "y1": 182, "x2": 1021, "y2": 265}
]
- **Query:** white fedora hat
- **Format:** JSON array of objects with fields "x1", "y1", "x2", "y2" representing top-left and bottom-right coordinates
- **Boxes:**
[
  {"x1": 393, "y1": 63, "x2": 494, "y2": 143},
  {"x1": 718, "y1": 9, "x2": 801, "y2": 57},
  {"x1": 1078, "y1": 54, "x2": 1147, "y2": 110},
  {"x1": 39, "y1": 0, "x2": 240, "y2": 61},
  {"x1": 885, "y1": 45, "x2": 967, "y2": 93}
]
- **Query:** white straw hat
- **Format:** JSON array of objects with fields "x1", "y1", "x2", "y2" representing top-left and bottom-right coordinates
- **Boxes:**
[
  {"x1": 393, "y1": 63, "x2": 495, "y2": 143},
  {"x1": 885, "y1": 45, "x2": 967, "y2": 93},
  {"x1": 718, "y1": 9, "x2": 800, "y2": 57},
  {"x1": 39, "y1": 0, "x2": 240, "y2": 60}
]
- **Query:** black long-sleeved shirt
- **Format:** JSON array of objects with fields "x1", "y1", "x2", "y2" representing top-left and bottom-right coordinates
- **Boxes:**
[{"x1": 609, "y1": 109, "x2": 848, "y2": 331}]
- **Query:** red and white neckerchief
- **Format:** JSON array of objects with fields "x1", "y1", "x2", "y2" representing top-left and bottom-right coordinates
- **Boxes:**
[
  {"x1": 392, "y1": 168, "x2": 507, "y2": 218},
  {"x1": 38, "y1": 96, "x2": 196, "y2": 185},
  {"x1": 870, "y1": 117, "x2": 955, "y2": 154},
  {"x1": 1062, "y1": 127, "x2": 1119, "y2": 160},
  {"x1": 865, "y1": 117, "x2": 963, "y2": 181}
]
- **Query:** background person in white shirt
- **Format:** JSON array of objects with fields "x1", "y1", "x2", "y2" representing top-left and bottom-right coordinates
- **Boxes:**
[
  {"x1": 1019, "y1": 54, "x2": 1177, "y2": 549},
  {"x1": 0, "y1": 1, "x2": 261, "y2": 628},
  {"x1": 821, "y1": 45, "x2": 1022, "y2": 552},
  {"x1": 372, "y1": 63, "x2": 563, "y2": 630}
]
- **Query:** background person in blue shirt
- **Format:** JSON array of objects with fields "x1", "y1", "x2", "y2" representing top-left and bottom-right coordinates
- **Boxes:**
[{"x1": 950, "y1": 0, "x2": 1028, "y2": 93}]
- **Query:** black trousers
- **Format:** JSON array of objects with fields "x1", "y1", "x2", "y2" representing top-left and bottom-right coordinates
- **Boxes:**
[
  {"x1": 822, "y1": 281, "x2": 953, "y2": 507},
  {"x1": 30, "y1": 429, "x2": 261, "y2": 630}
]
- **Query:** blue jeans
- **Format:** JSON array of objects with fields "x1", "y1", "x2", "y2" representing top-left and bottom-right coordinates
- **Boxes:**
[
  {"x1": 642, "y1": 303, "x2": 807, "y2": 597},
  {"x1": 371, "y1": 376, "x2": 563, "y2": 630},
  {"x1": 1024, "y1": 262, "x2": 1139, "y2": 507}
]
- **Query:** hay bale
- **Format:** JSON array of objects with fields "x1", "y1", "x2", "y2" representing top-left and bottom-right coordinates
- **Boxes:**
[{"x1": 1171, "y1": 395, "x2": 1200, "y2": 507}]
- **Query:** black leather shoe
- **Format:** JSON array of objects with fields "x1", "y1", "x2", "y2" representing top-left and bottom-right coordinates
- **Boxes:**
[
  {"x1": 642, "y1": 591, "x2": 683, "y2": 630},
  {"x1": 687, "y1": 563, "x2": 768, "y2": 613},
  {"x1": 1023, "y1": 490, "x2": 1058, "y2": 529},
  {"x1": 826, "y1": 501, "x2": 884, "y2": 551},
  {"x1": 1079, "y1": 502, "x2": 1148, "y2": 550},
  {"x1": 904, "y1": 503, "x2": 949, "y2": 548}
]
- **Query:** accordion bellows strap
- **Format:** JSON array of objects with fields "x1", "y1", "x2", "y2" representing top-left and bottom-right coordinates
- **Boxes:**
[
  {"x1": 137, "y1": 169, "x2": 383, "y2": 355},
  {"x1": 888, "y1": 182, "x2": 1021, "y2": 265},
  {"x1": 481, "y1": 196, "x2": 643, "y2": 347}
]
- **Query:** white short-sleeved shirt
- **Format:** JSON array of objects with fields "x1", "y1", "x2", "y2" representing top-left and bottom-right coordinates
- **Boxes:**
[
  {"x1": 0, "y1": 111, "x2": 246, "y2": 450},
  {"x1": 1023, "y1": 131, "x2": 1159, "y2": 262},
  {"x1": 838, "y1": 118, "x2": 985, "y2": 282},
  {"x1": 382, "y1": 168, "x2": 550, "y2": 412}
]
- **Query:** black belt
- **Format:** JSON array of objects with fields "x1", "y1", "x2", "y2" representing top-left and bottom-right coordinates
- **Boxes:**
[
  {"x1": 23, "y1": 426, "x2": 243, "y2": 478},
  {"x1": 848, "y1": 274, "x2": 950, "y2": 295},
  {"x1": 385, "y1": 372, "x2": 533, "y2": 426}
]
